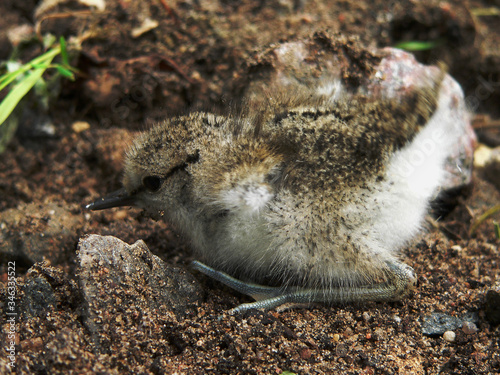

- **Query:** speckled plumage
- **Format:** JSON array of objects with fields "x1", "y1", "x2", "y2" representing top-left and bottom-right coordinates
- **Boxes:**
[{"x1": 89, "y1": 71, "x2": 465, "y2": 311}]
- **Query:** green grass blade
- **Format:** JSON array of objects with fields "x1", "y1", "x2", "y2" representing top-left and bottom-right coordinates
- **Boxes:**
[
  {"x1": 31, "y1": 63, "x2": 50, "y2": 69},
  {"x1": 55, "y1": 65, "x2": 75, "y2": 80},
  {"x1": 60, "y1": 36, "x2": 69, "y2": 66},
  {"x1": 0, "y1": 67, "x2": 47, "y2": 126},
  {"x1": 471, "y1": 7, "x2": 500, "y2": 16},
  {"x1": 0, "y1": 42, "x2": 76, "y2": 128},
  {"x1": 29, "y1": 46, "x2": 61, "y2": 67},
  {"x1": 394, "y1": 40, "x2": 442, "y2": 51},
  {"x1": 0, "y1": 70, "x2": 25, "y2": 91},
  {"x1": 0, "y1": 47, "x2": 61, "y2": 92}
]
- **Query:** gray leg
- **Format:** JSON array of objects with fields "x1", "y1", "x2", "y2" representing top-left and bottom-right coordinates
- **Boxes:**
[
  {"x1": 190, "y1": 260, "x2": 284, "y2": 300},
  {"x1": 191, "y1": 260, "x2": 416, "y2": 314}
]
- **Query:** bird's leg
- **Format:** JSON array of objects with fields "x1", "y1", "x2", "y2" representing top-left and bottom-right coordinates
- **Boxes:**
[
  {"x1": 191, "y1": 260, "x2": 417, "y2": 314},
  {"x1": 190, "y1": 260, "x2": 284, "y2": 301}
]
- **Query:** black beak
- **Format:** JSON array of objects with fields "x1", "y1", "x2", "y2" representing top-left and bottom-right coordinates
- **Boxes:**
[{"x1": 86, "y1": 188, "x2": 136, "y2": 211}]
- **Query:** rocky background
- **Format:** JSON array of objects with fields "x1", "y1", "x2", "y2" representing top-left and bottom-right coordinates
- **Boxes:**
[{"x1": 0, "y1": 0, "x2": 499, "y2": 374}]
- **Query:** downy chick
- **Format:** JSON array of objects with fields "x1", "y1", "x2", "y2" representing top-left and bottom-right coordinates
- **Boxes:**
[{"x1": 88, "y1": 72, "x2": 463, "y2": 313}]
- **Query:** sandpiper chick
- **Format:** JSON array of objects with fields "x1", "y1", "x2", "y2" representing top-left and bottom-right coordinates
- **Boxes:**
[{"x1": 87, "y1": 70, "x2": 466, "y2": 313}]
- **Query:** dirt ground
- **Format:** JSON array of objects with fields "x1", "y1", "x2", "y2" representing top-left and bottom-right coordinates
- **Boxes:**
[{"x1": 0, "y1": 0, "x2": 499, "y2": 374}]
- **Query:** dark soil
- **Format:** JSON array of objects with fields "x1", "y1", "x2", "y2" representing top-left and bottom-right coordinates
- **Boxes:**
[{"x1": 0, "y1": 1, "x2": 499, "y2": 374}]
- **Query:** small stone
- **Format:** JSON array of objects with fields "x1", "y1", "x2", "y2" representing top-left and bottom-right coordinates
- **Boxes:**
[
  {"x1": 462, "y1": 321, "x2": 478, "y2": 335},
  {"x1": 443, "y1": 331, "x2": 456, "y2": 342},
  {"x1": 72, "y1": 121, "x2": 91, "y2": 133},
  {"x1": 335, "y1": 343, "x2": 348, "y2": 357},
  {"x1": 21, "y1": 275, "x2": 57, "y2": 318},
  {"x1": 474, "y1": 144, "x2": 493, "y2": 168},
  {"x1": 78, "y1": 234, "x2": 203, "y2": 312},
  {"x1": 421, "y1": 313, "x2": 463, "y2": 336},
  {"x1": 332, "y1": 334, "x2": 340, "y2": 342}
]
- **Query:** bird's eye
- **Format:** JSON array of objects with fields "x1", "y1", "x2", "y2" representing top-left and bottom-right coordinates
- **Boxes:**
[{"x1": 142, "y1": 176, "x2": 162, "y2": 192}]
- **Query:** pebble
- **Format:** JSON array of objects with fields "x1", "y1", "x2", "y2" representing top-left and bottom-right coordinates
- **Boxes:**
[
  {"x1": 474, "y1": 144, "x2": 492, "y2": 168},
  {"x1": 72, "y1": 121, "x2": 91, "y2": 133},
  {"x1": 21, "y1": 276, "x2": 57, "y2": 318},
  {"x1": 443, "y1": 331, "x2": 456, "y2": 342},
  {"x1": 421, "y1": 312, "x2": 479, "y2": 336},
  {"x1": 462, "y1": 321, "x2": 478, "y2": 335},
  {"x1": 421, "y1": 313, "x2": 462, "y2": 336}
]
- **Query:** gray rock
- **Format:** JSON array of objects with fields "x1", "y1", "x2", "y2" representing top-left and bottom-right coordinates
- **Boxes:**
[
  {"x1": 422, "y1": 313, "x2": 463, "y2": 336},
  {"x1": 19, "y1": 263, "x2": 79, "y2": 319},
  {"x1": 421, "y1": 312, "x2": 479, "y2": 336},
  {"x1": 20, "y1": 274, "x2": 57, "y2": 318},
  {"x1": 77, "y1": 235, "x2": 204, "y2": 351}
]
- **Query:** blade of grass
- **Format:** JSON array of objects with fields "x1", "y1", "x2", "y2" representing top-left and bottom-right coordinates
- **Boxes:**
[
  {"x1": 0, "y1": 70, "x2": 25, "y2": 91},
  {"x1": 31, "y1": 63, "x2": 50, "y2": 69},
  {"x1": 471, "y1": 7, "x2": 500, "y2": 16},
  {"x1": 394, "y1": 40, "x2": 442, "y2": 51},
  {"x1": 469, "y1": 204, "x2": 500, "y2": 236},
  {"x1": 27, "y1": 46, "x2": 61, "y2": 67},
  {"x1": 55, "y1": 65, "x2": 75, "y2": 80},
  {"x1": 60, "y1": 36, "x2": 69, "y2": 66},
  {"x1": 0, "y1": 47, "x2": 61, "y2": 92},
  {"x1": 0, "y1": 66, "x2": 50, "y2": 126}
]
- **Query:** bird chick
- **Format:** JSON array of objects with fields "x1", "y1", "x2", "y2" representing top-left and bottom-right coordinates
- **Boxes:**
[{"x1": 88, "y1": 72, "x2": 464, "y2": 313}]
